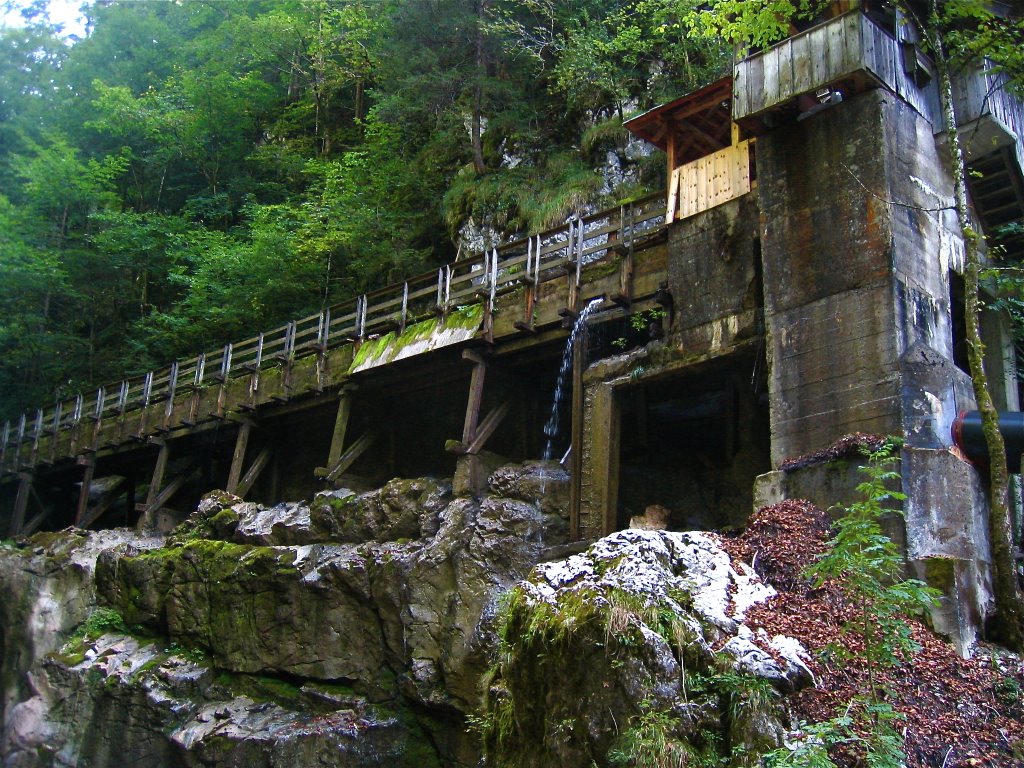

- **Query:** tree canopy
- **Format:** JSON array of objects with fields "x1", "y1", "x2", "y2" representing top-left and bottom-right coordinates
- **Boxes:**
[{"x1": 0, "y1": 0, "x2": 727, "y2": 419}]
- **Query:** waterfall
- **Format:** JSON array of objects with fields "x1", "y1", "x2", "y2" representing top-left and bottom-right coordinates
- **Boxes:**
[{"x1": 543, "y1": 298, "x2": 603, "y2": 461}]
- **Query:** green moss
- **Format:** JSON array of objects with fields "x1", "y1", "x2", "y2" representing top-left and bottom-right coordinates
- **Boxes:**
[
  {"x1": 351, "y1": 330, "x2": 398, "y2": 369},
  {"x1": 923, "y1": 557, "x2": 956, "y2": 593},
  {"x1": 450, "y1": 303, "x2": 484, "y2": 329},
  {"x1": 581, "y1": 255, "x2": 623, "y2": 282},
  {"x1": 214, "y1": 671, "x2": 304, "y2": 706},
  {"x1": 70, "y1": 607, "x2": 127, "y2": 642}
]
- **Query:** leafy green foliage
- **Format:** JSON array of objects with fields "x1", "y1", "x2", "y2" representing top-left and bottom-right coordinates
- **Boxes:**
[{"x1": 71, "y1": 607, "x2": 127, "y2": 642}]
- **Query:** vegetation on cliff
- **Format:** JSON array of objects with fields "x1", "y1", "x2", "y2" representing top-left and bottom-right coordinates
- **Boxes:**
[{"x1": 0, "y1": 0, "x2": 727, "y2": 419}]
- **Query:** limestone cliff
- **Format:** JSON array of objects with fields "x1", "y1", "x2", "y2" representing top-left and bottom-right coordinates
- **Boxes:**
[{"x1": 1, "y1": 463, "x2": 809, "y2": 767}]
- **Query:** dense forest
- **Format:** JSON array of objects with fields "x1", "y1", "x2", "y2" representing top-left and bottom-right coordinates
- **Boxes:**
[{"x1": 0, "y1": 0, "x2": 728, "y2": 421}]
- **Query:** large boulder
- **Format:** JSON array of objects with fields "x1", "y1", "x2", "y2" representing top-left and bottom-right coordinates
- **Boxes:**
[
  {"x1": 0, "y1": 530, "x2": 162, "y2": 734},
  {"x1": 478, "y1": 529, "x2": 814, "y2": 768}
]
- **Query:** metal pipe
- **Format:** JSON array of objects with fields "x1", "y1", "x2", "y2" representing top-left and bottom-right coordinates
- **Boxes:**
[{"x1": 952, "y1": 410, "x2": 1024, "y2": 469}]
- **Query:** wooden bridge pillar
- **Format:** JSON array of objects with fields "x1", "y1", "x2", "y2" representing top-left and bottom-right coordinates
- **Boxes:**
[
  {"x1": 226, "y1": 419, "x2": 253, "y2": 494},
  {"x1": 448, "y1": 349, "x2": 512, "y2": 494},
  {"x1": 9, "y1": 472, "x2": 32, "y2": 536},
  {"x1": 315, "y1": 386, "x2": 375, "y2": 486},
  {"x1": 75, "y1": 458, "x2": 95, "y2": 527}
]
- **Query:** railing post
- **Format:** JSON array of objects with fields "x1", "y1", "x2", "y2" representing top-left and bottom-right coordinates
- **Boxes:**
[
  {"x1": 284, "y1": 322, "x2": 296, "y2": 360},
  {"x1": 89, "y1": 387, "x2": 105, "y2": 452},
  {"x1": 315, "y1": 309, "x2": 330, "y2": 393},
  {"x1": 318, "y1": 310, "x2": 326, "y2": 346},
  {"x1": 49, "y1": 401, "x2": 63, "y2": 464},
  {"x1": 0, "y1": 421, "x2": 8, "y2": 470},
  {"x1": 400, "y1": 282, "x2": 409, "y2": 332},
  {"x1": 444, "y1": 266, "x2": 452, "y2": 315},
  {"x1": 163, "y1": 362, "x2": 178, "y2": 429},
  {"x1": 254, "y1": 333, "x2": 265, "y2": 369},
  {"x1": 30, "y1": 409, "x2": 42, "y2": 464},
  {"x1": 575, "y1": 215, "x2": 584, "y2": 283},
  {"x1": 15, "y1": 412, "x2": 26, "y2": 465},
  {"x1": 142, "y1": 372, "x2": 154, "y2": 408},
  {"x1": 534, "y1": 235, "x2": 541, "y2": 284},
  {"x1": 194, "y1": 354, "x2": 206, "y2": 387},
  {"x1": 357, "y1": 295, "x2": 367, "y2": 340}
]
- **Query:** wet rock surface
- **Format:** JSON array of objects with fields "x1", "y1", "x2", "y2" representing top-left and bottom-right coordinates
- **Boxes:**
[{"x1": 1, "y1": 462, "x2": 571, "y2": 768}]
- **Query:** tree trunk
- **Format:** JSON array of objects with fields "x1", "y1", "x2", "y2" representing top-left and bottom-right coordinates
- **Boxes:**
[
  {"x1": 928, "y1": 1, "x2": 1024, "y2": 650},
  {"x1": 471, "y1": 0, "x2": 487, "y2": 175}
]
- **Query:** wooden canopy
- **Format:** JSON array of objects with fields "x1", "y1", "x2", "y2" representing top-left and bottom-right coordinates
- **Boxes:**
[{"x1": 624, "y1": 77, "x2": 734, "y2": 168}]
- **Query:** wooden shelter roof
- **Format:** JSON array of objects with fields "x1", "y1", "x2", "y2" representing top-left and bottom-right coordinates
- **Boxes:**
[{"x1": 624, "y1": 77, "x2": 734, "y2": 166}]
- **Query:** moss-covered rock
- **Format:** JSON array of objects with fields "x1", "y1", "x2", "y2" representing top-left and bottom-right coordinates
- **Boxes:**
[
  {"x1": 477, "y1": 530, "x2": 813, "y2": 767},
  {"x1": 11, "y1": 633, "x2": 441, "y2": 768},
  {"x1": 310, "y1": 477, "x2": 451, "y2": 543}
]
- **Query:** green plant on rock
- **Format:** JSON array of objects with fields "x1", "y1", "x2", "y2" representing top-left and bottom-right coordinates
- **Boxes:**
[
  {"x1": 70, "y1": 607, "x2": 127, "y2": 642},
  {"x1": 768, "y1": 439, "x2": 939, "y2": 768},
  {"x1": 629, "y1": 307, "x2": 667, "y2": 333},
  {"x1": 608, "y1": 704, "x2": 725, "y2": 768}
]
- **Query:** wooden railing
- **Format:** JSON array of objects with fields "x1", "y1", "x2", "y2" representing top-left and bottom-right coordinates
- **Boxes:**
[{"x1": 0, "y1": 193, "x2": 668, "y2": 475}]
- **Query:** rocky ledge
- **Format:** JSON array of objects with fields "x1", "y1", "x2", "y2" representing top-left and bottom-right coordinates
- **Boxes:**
[{"x1": 1, "y1": 462, "x2": 812, "y2": 768}]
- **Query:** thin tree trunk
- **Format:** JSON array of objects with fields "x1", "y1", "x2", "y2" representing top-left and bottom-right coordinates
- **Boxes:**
[
  {"x1": 928, "y1": 0, "x2": 1024, "y2": 650},
  {"x1": 471, "y1": 0, "x2": 487, "y2": 175}
]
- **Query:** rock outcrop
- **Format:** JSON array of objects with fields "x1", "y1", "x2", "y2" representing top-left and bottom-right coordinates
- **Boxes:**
[
  {"x1": 1, "y1": 464, "x2": 810, "y2": 768},
  {"x1": 1, "y1": 462, "x2": 570, "y2": 768},
  {"x1": 478, "y1": 529, "x2": 814, "y2": 767}
]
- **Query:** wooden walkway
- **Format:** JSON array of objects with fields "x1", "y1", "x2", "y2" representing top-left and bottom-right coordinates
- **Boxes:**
[{"x1": 0, "y1": 194, "x2": 668, "y2": 490}]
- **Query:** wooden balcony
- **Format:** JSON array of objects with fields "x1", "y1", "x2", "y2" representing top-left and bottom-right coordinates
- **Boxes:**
[
  {"x1": 732, "y1": 9, "x2": 938, "y2": 130},
  {"x1": 954, "y1": 64, "x2": 1024, "y2": 255}
]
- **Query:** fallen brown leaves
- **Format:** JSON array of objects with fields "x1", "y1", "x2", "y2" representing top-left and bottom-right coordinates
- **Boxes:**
[
  {"x1": 778, "y1": 433, "x2": 889, "y2": 473},
  {"x1": 717, "y1": 500, "x2": 1024, "y2": 767}
]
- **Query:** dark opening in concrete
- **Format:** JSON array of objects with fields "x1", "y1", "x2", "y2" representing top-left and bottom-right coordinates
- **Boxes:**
[{"x1": 613, "y1": 350, "x2": 771, "y2": 533}]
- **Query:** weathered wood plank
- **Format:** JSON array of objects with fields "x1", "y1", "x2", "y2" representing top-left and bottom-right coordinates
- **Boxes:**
[
  {"x1": 466, "y1": 400, "x2": 512, "y2": 454},
  {"x1": 777, "y1": 38, "x2": 794, "y2": 105},
  {"x1": 226, "y1": 420, "x2": 253, "y2": 494},
  {"x1": 325, "y1": 432, "x2": 376, "y2": 482},
  {"x1": 145, "y1": 440, "x2": 170, "y2": 508},
  {"x1": 762, "y1": 46, "x2": 781, "y2": 110},
  {"x1": 236, "y1": 446, "x2": 272, "y2": 498}
]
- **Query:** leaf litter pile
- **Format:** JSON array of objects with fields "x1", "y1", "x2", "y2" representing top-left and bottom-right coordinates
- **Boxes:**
[{"x1": 716, "y1": 499, "x2": 1024, "y2": 767}]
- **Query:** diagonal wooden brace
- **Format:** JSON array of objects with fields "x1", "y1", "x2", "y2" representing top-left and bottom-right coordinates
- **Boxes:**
[{"x1": 325, "y1": 431, "x2": 376, "y2": 483}]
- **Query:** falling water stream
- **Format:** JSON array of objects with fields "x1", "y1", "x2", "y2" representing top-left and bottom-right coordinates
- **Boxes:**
[{"x1": 543, "y1": 297, "x2": 603, "y2": 461}]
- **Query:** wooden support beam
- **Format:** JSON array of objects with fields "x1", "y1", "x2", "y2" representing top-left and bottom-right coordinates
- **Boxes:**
[
  {"x1": 20, "y1": 509, "x2": 48, "y2": 538},
  {"x1": 75, "y1": 460, "x2": 96, "y2": 527},
  {"x1": 145, "y1": 440, "x2": 170, "y2": 508},
  {"x1": 226, "y1": 420, "x2": 253, "y2": 494},
  {"x1": 9, "y1": 473, "x2": 32, "y2": 536},
  {"x1": 465, "y1": 399, "x2": 512, "y2": 455},
  {"x1": 325, "y1": 431, "x2": 376, "y2": 483},
  {"x1": 235, "y1": 445, "x2": 272, "y2": 498},
  {"x1": 462, "y1": 355, "x2": 487, "y2": 445},
  {"x1": 326, "y1": 390, "x2": 354, "y2": 469},
  {"x1": 78, "y1": 476, "x2": 126, "y2": 530},
  {"x1": 138, "y1": 465, "x2": 200, "y2": 515}
]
